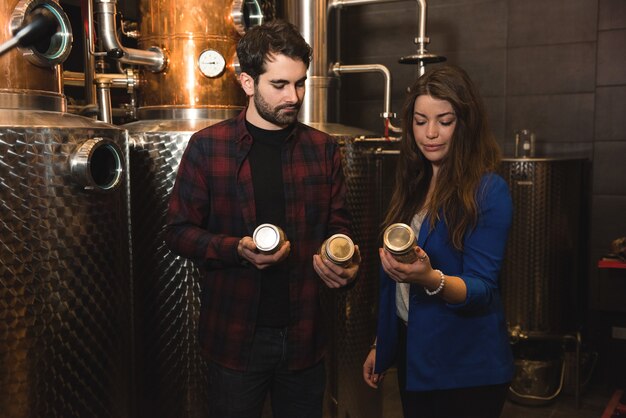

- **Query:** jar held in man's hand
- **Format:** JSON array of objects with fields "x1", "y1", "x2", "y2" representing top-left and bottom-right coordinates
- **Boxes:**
[
  {"x1": 253, "y1": 223, "x2": 286, "y2": 254},
  {"x1": 319, "y1": 234, "x2": 355, "y2": 267}
]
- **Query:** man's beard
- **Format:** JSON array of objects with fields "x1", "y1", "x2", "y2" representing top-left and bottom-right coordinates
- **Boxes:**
[{"x1": 253, "y1": 87, "x2": 301, "y2": 127}]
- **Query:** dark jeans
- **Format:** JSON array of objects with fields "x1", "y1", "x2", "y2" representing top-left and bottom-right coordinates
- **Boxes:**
[
  {"x1": 207, "y1": 326, "x2": 325, "y2": 418},
  {"x1": 397, "y1": 319, "x2": 509, "y2": 418}
]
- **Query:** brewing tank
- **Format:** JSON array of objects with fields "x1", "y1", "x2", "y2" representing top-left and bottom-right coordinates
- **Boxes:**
[
  {"x1": 322, "y1": 137, "x2": 397, "y2": 418},
  {"x1": 0, "y1": 111, "x2": 131, "y2": 418},
  {"x1": 1, "y1": 1, "x2": 132, "y2": 416},
  {"x1": 126, "y1": 116, "x2": 233, "y2": 418},
  {"x1": 497, "y1": 158, "x2": 587, "y2": 335},
  {"x1": 125, "y1": 0, "x2": 257, "y2": 416}
]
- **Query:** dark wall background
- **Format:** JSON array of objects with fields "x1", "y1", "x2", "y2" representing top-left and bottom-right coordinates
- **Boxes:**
[{"x1": 332, "y1": 0, "x2": 626, "y2": 319}]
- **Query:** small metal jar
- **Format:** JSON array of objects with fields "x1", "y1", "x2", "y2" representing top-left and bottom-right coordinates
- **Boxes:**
[
  {"x1": 319, "y1": 234, "x2": 355, "y2": 267},
  {"x1": 253, "y1": 223, "x2": 286, "y2": 254},
  {"x1": 383, "y1": 223, "x2": 417, "y2": 263}
]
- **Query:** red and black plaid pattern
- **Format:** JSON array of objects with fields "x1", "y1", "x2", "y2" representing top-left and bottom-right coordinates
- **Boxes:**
[{"x1": 164, "y1": 110, "x2": 352, "y2": 371}]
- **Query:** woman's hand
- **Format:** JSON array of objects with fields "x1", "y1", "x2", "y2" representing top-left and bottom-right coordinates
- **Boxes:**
[
  {"x1": 379, "y1": 246, "x2": 432, "y2": 285},
  {"x1": 363, "y1": 347, "x2": 384, "y2": 388},
  {"x1": 380, "y1": 246, "x2": 467, "y2": 303}
]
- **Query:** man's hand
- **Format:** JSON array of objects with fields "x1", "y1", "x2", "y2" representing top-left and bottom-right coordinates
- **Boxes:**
[
  {"x1": 238, "y1": 236, "x2": 291, "y2": 269},
  {"x1": 313, "y1": 245, "x2": 361, "y2": 288},
  {"x1": 363, "y1": 347, "x2": 384, "y2": 389}
]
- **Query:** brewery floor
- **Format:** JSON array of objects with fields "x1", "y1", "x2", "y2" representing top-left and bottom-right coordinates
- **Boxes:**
[{"x1": 380, "y1": 367, "x2": 617, "y2": 418}]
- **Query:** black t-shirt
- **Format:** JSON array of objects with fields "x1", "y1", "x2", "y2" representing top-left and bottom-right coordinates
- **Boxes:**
[{"x1": 246, "y1": 121, "x2": 291, "y2": 327}]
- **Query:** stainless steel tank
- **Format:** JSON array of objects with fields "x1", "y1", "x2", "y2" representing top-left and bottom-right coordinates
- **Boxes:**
[
  {"x1": 321, "y1": 137, "x2": 397, "y2": 418},
  {"x1": 498, "y1": 158, "x2": 587, "y2": 406},
  {"x1": 279, "y1": 0, "x2": 389, "y2": 415},
  {"x1": 126, "y1": 116, "x2": 231, "y2": 418},
  {"x1": 125, "y1": 0, "x2": 263, "y2": 415},
  {"x1": 1, "y1": 2, "x2": 131, "y2": 417},
  {"x1": 497, "y1": 158, "x2": 587, "y2": 335},
  {"x1": 0, "y1": 109, "x2": 131, "y2": 418}
]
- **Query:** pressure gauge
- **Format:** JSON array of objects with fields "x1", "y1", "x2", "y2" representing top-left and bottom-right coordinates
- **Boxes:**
[{"x1": 198, "y1": 49, "x2": 226, "y2": 78}]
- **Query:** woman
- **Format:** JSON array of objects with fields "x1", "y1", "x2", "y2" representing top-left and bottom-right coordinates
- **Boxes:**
[{"x1": 362, "y1": 65, "x2": 514, "y2": 418}]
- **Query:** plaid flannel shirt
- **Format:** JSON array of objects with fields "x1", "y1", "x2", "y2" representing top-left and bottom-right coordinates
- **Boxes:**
[{"x1": 164, "y1": 109, "x2": 353, "y2": 371}]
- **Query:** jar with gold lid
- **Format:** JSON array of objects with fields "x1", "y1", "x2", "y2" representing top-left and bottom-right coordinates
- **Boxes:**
[
  {"x1": 319, "y1": 233, "x2": 355, "y2": 267},
  {"x1": 383, "y1": 223, "x2": 417, "y2": 263}
]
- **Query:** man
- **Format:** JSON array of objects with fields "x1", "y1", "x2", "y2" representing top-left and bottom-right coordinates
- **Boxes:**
[{"x1": 164, "y1": 20, "x2": 360, "y2": 418}]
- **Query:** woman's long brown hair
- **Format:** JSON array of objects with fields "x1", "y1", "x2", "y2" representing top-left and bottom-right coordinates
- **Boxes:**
[{"x1": 383, "y1": 65, "x2": 501, "y2": 250}]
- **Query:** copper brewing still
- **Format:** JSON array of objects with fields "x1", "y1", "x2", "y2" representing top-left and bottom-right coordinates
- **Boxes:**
[
  {"x1": 136, "y1": 0, "x2": 249, "y2": 117},
  {"x1": 0, "y1": 0, "x2": 72, "y2": 108},
  {"x1": 86, "y1": 0, "x2": 264, "y2": 120}
]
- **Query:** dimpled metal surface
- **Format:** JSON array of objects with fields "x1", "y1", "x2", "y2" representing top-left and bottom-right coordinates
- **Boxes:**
[
  {"x1": 0, "y1": 110, "x2": 131, "y2": 418},
  {"x1": 320, "y1": 137, "x2": 399, "y2": 418},
  {"x1": 497, "y1": 159, "x2": 586, "y2": 335},
  {"x1": 125, "y1": 119, "x2": 222, "y2": 418}
]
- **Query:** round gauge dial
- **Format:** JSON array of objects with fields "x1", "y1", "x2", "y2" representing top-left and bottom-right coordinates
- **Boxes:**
[{"x1": 198, "y1": 49, "x2": 226, "y2": 78}]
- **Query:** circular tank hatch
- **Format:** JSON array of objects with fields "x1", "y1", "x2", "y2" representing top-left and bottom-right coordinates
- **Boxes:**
[
  {"x1": 231, "y1": 0, "x2": 264, "y2": 36},
  {"x1": 71, "y1": 138, "x2": 124, "y2": 192},
  {"x1": 10, "y1": 0, "x2": 72, "y2": 67}
]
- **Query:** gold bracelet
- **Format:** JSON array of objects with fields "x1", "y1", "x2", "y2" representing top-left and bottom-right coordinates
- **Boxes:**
[{"x1": 424, "y1": 269, "x2": 445, "y2": 296}]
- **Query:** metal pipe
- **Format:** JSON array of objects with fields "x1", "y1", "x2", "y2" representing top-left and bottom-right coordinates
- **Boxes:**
[
  {"x1": 93, "y1": 0, "x2": 166, "y2": 72},
  {"x1": 64, "y1": 70, "x2": 138, "y2": 90},
  {"x1": 331, "y1": 63, "x2": 393, "y2": 118},
  {"x1": 328, "y1": 0, "x2": 399, "y2": 9},
  {"x1": 81, "y1": 0, "x2": 96, "y2": 105},
  {"x1": 284, "y1": 0, "x2": 329, "y2": 124},
  {"x1": 330, "y1": 62, "x2": 401, "y2": 133},
  {"x1": 416, "y1": 0, "x2": 428, "y2": 53},
  {"x1": 289, "y1": 0, "x2": 435, "y2": 130},
  {"x1": 329, "y1": 0, "x2": 440, "y2": 77},
  {"x1": 96, "y1": 78, "x2": 113, "y2": 123},
  {"x1": 328, "y1": 0, "x2": 427, "y2": 49}
]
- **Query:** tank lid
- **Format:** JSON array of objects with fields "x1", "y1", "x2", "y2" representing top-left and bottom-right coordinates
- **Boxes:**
[
  {"x1": 304, "y1": 122, "x2": 377, "y2": 138},
  {"x1": 136, "y1": 107, "x2": 241, "y2": 121}
]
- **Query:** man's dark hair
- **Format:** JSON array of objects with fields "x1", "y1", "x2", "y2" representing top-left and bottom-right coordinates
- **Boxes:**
[{"x1": 236, "y1": 19, "x2": 312, "y2": 81}]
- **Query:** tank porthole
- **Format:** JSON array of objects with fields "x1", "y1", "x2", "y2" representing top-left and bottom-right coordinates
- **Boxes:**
[
  {"x1": 71, "y1": 138, "x2": 124, "y2": 192},
  {"x1": 10, "y1": 0, "x2": 73, "y2": 67},
  {"x1": 231, "y1": 0, "x2": 263, "y2": 36}
]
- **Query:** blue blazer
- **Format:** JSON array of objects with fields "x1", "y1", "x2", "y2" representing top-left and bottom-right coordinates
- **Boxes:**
[{"x1": 374, "y1": 173, "x2": 514, "y2": 391}]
